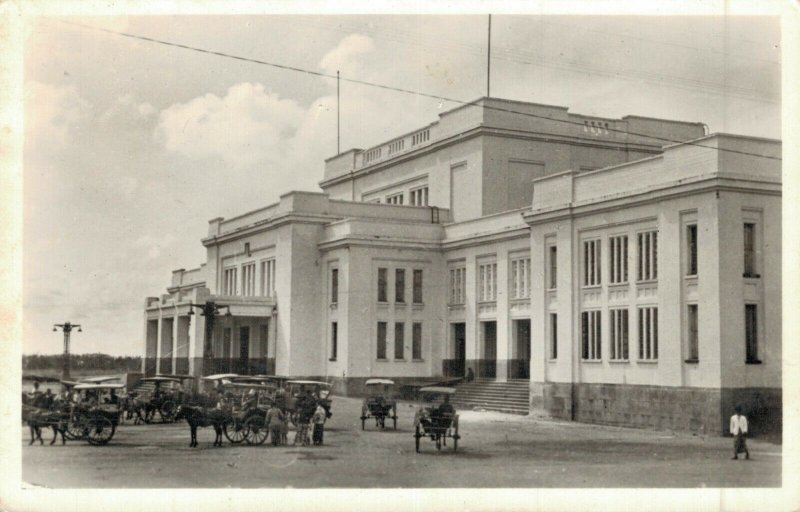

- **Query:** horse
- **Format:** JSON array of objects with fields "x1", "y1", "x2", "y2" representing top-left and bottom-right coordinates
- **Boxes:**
[
  {"x1": 23, "y1": 403, "x2": 68, "y2": 446},
  {"x1": 175, "y1": 405, "x2": 228, "y2": 448}
]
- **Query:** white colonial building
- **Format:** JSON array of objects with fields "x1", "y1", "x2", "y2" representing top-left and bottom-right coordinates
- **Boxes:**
[{"x1": 144, "y1": 97, "x2": 781, "y2": 434}]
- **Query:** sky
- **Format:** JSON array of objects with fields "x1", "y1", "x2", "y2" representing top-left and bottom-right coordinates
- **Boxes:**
[{"x1": 22, "y1": 14, "x2": 781, "y2": 356}]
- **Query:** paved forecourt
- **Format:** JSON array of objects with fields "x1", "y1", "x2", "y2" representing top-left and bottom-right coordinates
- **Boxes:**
[{"x1": 22, "y1": 396, "x2": 781, "y2": 488}]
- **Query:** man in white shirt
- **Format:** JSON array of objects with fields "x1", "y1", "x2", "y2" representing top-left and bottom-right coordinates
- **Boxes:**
[{"x1": 730, "y1": 405, "x2": 750, "y2": 460}]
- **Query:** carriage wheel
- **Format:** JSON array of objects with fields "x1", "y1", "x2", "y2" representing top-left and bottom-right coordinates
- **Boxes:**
[
  {"x1": 245, "y1": 417, "x2": 268, "y2": 445},
  {"x1": 86, "y1": 416, "x2": 115, "y2": 445},
  {"x1": 160, "y1": 400, "x2": 177, "y2": 423},
  {"x1": 414, "y1": 425, "x2": 421, "y2": 453},
  {"x1": 223, "y1": 420, "x2": 249, "y2": 444},
  {"x1": 65, "y1": 418, "x2": 86, "y2": 440}
]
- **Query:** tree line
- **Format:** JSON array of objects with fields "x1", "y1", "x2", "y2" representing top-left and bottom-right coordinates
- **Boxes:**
[{"x1": 23, "y1": 353, "x2": 142, "y2": 371}]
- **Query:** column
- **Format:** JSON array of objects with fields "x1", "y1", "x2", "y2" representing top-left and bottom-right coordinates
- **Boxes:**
[
  {"x1": 496, "y1": 248, "x2": 509, "y2": 381},
  {"x1": 464, "y1": 253, "x2": 478, "y2": 377}
]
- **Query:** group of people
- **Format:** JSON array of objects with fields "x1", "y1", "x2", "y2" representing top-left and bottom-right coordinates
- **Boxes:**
[{"x1": 206, "y1": 383, "x2": 328, "y2": 447}]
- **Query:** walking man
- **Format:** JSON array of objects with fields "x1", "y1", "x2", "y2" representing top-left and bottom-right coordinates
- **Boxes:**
[{"x1": 730, "y1": 405, "x2": 750, "y2": 460}]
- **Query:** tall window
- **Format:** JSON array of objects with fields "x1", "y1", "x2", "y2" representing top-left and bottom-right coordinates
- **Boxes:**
[
  {"x1": 581, "y1": 311, "x2": 601, "y2": 360},
  {"x1": 395, "y1": 269, "x2": 406, "y2": 303},
  {"x1": 743, "y1": 223, "x2": 756, "y2": 277},
  {"x1": 638, "y1": 306, "x2": 658, "y2": 361},
  {"x1": 223, "y1": 267, "x2": 238, "y2": 295},
  {"x1": 330, "y1": 322, "x2": 338, "y2": 360},
  {"x1": 745, "y1": 304, "x2": 760, "y2": 363},
  {"x1": 386, "y1": 193, "x2": 404, "y2": 205},
  {"x1": 410, "y1": 187, "x2": 429, "y2": 206},
  {"x1": 609, "y1": 235, "x2": 629, "y2": 284},
  {"x1": 583, "y1": 240, "x2": 601, "y2": 286},
  {"x1": 610, "y1": 309, "x2": 629, "y2": 360},
  {"x1": 413, "y1": 269, "x2": 423, "y2": 303},
  {"x1": 376, "y1": 322, "x2": 387, "y2": 360},
  {"x1": 261, "y1": 259, "x2": 276, "y2": 297},
  {"x1": 687, "y1": 224, "x2": 698, "y2": 276},
  {"x1": 548, "y1": 246, "x2": 557, "y2": 289},
  {"x1": 687, "y1": 305, "x2": 699, "y2": 362},
  {"x1": 331, "y1": 268, "x2": 339, "y2": 304},
  {"x1": 241, "y1": 263, "x2": 256, "y2": 296},
  {"x1": 478, "y1": 262, "x2": 498, "y2": 302},
  {"x1": 637, "y1": 231, "x2": 658, "y2": 281},
  {"x1": 222, "y1": 328, "x2": 232, "y2": 358},
  {"x1": 412, "y1": 322, "x2": 422, "y2": 360},
  {"x1": 510, "y1": 257, "x2": 531, "y2": 299},
  {"x1": 550, "y1": 313, "x2": 558, "y2": 359},
  {"x1": 377, "y1": 268, "x2": 388, "y2": 302},
  {"x1": 449, "y1": 267, "x2": 466, "y2": 304},
  {"x1": 394, "y1": 322, "x2": 405, "y2": 359}
]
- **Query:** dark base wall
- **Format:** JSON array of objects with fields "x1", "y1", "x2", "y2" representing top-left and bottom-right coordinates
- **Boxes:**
[{"x1": 537, "y1": 382, "x2": 781, "y2": 436}]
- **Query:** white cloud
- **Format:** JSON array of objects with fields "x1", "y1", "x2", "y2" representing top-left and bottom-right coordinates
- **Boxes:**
[
  {"x1": 319, "y1": 34, "x2": 375, "y2": 75},
  {"x1": 156, "y1": 82, "x2": 306, "y2": 168}
]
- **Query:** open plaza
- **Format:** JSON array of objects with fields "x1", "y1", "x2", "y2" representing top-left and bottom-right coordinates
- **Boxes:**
[{"x1": 22, "y1": 395, "x2": 780, "y2": 488}]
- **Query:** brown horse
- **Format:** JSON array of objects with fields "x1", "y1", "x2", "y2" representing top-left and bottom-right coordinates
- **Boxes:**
[{"x1": 175, "y1": 405, "x2": 228, "y2": 447}]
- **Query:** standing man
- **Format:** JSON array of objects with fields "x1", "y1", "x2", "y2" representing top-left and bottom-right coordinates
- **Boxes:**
[
  {"x1": 730, "y1": 405, "x2": 750, "y2": 460},
  {"x1": 266, "y1": 402, "x2": 285, "y2": 447},
  {"x1": 312, "y1": 403, "x2": 327, "y2": 446}
]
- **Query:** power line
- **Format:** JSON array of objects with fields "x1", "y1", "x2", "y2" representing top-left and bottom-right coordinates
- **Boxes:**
[{"x1": 56, "y1": 19, "x2": 781, "y2": 162}]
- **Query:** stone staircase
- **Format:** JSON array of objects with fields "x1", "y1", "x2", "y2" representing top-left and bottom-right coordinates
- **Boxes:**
[{"x1": 451, "y1": 379, "x2": 530, "y2": 415}]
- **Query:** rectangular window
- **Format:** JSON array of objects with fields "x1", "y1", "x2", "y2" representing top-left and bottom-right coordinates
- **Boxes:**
[
  {"x1": 376, "y1": 322, "x2": 387, "y2": 360},
  {"x1": 745, "y1": 304, "x2": 759, "y2": 363},
  {"x1": 550, "y1": 313, "x2": 558, "y2": 359},
  {"x1": 223, "y1": 267, "x2": 238, "y2": 295},
  {"x1": 637, "y1": 231, "x2": 657, "y2": 281},
  {"x1": 687, "y1": 304, "x2": 699, "y2": 362},
  {"x1": 478, "y1": 262, "x2": 498, "y2": 302},
  {"x1": 394, "y1": 322, "x2": 405, "y2": 359},
  {"x1": 609, "y1": 309, "x2": 629, "y2": 360},
  {"x1": 395, "y1": 269, "x2": 406, "y2": 303},
  {"x1": 412, "y1": 322, "x2": 422, "y2": 360},
  {"x1": 330, "y1": 322, "x2": 338, "y2": 360},
  {"x1": 413, "y1": 269, "x2": 423, "y2": 303},
  {"x1": 386, "y1": 193, "x2": 404, "y2": 205},
  {"x1": 638, "y1": 306, "x2": 658, "y2": 361},
  {"x1": 743, "y1": 223, "x2": 756, "y2": 277},
  {"x1": 241, "y1": 262, "x2": 256, "y2": 296},
  {"x1": 259, "y1": 324, "x2": 268, "y2": 357},
  {"x1": 583, "y1": 240, "x2": 601, "y2": 286},
  {"x1": 331, "y1": 268, "x2": 339, "y2": 304},
  {"x1": 548, "y1": 246, "x2": 557, "y2": 289},
  {"x1": 260, "y1": 259, "x2": 276, "y2": 298},
  {"x1": 510, "y1": 257, "x2": 531, "y2": 299},
  {"x1": 449, "y1": 267, "x2": 466, "y2": 304},
  {"x1": 687, "y1": 224, "x2": 698, "y2": 276},
  {"x1": 609, "y1": 235, "x2": 629, "y2": 284},
  {"x1": 581, "y1": 310, "x2": 601, "y2": 360},
  {"x1": 377, "y1": 268, "x2": 388, "y2": 302},
  {"x1": 410, "y1": 187, "x2": 429, "y2": 206}
]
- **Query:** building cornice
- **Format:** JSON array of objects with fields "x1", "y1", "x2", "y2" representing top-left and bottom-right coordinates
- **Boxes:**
[
  {"x1": 442, "y1": 226, "x2": 531, "y2": 251},
  {"x1": 523, "y1": 176, "x2": 781, "y2": 226},
  {"x1": 202, "y1": 212, "x2": 341, "y2": 246},
  {"x1": 319, "y1": 125, "x2": 666, "y2": 189}
]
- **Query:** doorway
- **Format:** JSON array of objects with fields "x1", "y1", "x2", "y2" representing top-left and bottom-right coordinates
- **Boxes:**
[
  {"x1": 239, "y1": 326, "x2": 250, "y2": 374},
  {"x1": 512, "y1": 319, "x2": 531, "y2": 379},
  {"x1": 448, "y1": 323, "x2": 466, "y2": 377},
  {"x1": 480, "y1": 321, "x2": 497, "y2": 378}
]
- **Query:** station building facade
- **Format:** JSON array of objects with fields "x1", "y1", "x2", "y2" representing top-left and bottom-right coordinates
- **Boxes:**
[{"x1": 143, "y1": 97, "x2": 781, "y2": 434}]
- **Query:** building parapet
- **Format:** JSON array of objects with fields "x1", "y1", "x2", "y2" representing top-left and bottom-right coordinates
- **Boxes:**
[
  {"x1": 320, "y1": 217, "x2": 445, "y2": 247},
  {"x1": 443, "y1": 208, "x2": 529, "y2": 243},
  {"x1": 530, "y1": 134, "x2": 781, "y2": 214}
]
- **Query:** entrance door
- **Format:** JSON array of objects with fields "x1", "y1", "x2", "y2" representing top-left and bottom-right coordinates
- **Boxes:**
[
  {"x1": 447, "y1": 323, "x2": 466, "y2": 377},
  {"x1": 239, "y1": 326, "x2": 250, "y2": 375},
  {"x1": 480, "y1": 321, "x2": 497, "y2": 378},
  {"x1": 513, "y1": 319, "x2": 531, "y2": 379}
]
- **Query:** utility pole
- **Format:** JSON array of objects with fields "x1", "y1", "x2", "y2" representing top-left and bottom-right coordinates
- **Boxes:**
[
  {"x1": 487, "y1": 14, "x2": 492, "y2": 98},
  {"x1": 53, "y1": 321, "x2": 82, "y2": 380},
  {"x1": 337, "y1": 70, "x2": 341, "y2": 155}
]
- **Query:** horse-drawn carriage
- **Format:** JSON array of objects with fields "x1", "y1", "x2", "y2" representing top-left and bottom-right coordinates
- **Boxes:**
[
  {"x1": 413, "y1": 386, "x2": 460, "y2": 452},
  {"x1": 360, "y1": 379, "x2": 398, "y2": 430},
  {"x1": 285, "y1": 380, "x2": 332, "y2": 426},
  {"x1": 131, "y1": 375, "x2": 187, "y2": 423},
  {"x1": 67, "y1": 382, "x2": 124, "y2": 445}
]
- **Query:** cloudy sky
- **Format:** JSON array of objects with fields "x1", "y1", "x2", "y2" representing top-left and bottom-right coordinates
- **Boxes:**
[{"x1": 23, "y1": 14, "x2": 780, "y2": 356}]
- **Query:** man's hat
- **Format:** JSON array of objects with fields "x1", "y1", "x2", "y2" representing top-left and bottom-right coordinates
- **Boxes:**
[{"x1": 734, "y1": 405, "x2": 743, "y2": 413}]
